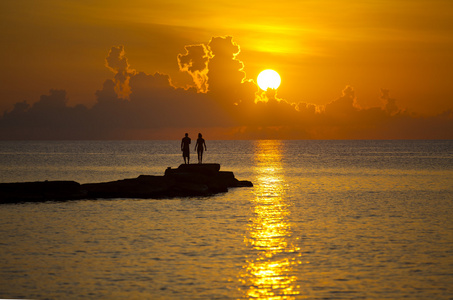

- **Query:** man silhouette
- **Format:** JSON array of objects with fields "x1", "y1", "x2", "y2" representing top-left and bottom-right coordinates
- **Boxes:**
[{"x1": 181, "y1": 133, "x2": 191, "y2": 164}]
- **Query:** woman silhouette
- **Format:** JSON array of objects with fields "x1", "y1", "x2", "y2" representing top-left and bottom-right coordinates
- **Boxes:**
[{"x1": 194, "y1": 133, "x2": 207, "y2": 164}]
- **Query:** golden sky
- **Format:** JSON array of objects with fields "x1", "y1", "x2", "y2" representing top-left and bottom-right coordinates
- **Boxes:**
[{"x1": 1, "y1": 0, "x2": 453, "y2": 139}]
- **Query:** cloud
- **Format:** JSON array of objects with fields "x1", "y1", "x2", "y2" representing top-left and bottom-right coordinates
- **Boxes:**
[
  {"x1": 324, "y1": 85, "x2": 360, "y2": 118},
  {"x1": 1, "y1": 37, "x2": 452, "y2": 140},
  {"x1": 206, "y1": 36, "x2": 246, "y2": 94},
  {"x1": 177, "y1": 44, "x2": 211, "y2": 92},
  {"x1": 178, "y1": 36, "x2": 256, "y2": 106},
  {"x1": 105, "y1": 45, "x2": 135, "y2": 99},
  {"x1": 0, "y1": 90, "x2": 90, "y2": 139},
  {"x1": 380, "y1": 88, "x2": 399, "y2": 115}
]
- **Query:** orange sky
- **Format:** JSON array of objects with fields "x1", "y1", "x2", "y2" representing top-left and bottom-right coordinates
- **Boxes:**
[{"x1": 1, "y1": 0, "x2": 453, "y2": 139}]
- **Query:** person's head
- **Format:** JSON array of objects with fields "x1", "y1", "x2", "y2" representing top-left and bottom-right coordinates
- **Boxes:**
[
  {"x1": 185, "y1": 133, "x2": 188, "y2": 137},
  {"x1": 198, "y1": 133, "x2": 202, "y2": 138}
]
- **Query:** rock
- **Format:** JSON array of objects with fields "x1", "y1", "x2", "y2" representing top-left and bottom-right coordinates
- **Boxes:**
[
  {"x1": 81, "y1": 175, "x2": 172, "y2": 199},
  {"x1": 0, "y1": 181, "x2": 85, "y2": 203},
  {"x1": 175, "y1": 163, "x2": 221, "y2": 174},
  {"x1": 171, "y1": 182, "x2": 211, "y2": 196},
  {"x1": 236, "y1": 180, "x2": 254, "y2": 187},
  {"x1": 0, "y1": 164, "x2": 253, "y2": 203},
  {"x1": 164, "y1": 164, "x2": 231, "y2": 193}
]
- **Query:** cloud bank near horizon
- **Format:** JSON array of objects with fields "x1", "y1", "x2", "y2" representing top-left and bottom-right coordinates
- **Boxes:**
[{"x1": 1, "y1": 36, "x2": 452, "y2": 140}]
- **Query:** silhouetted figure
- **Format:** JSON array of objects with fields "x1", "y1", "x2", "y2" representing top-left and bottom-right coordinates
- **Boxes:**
[
  {"x1": 181, "y1": 133, "x2": 191, "y2": 164},
  {"x1": 195, "y1": 133, "x2": 207, "y2": 164}
]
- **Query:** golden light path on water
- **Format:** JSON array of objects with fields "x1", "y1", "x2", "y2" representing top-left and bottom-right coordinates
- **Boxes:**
[{"x1": 240, "y1": 140, "x2": 301, "y2": 299}]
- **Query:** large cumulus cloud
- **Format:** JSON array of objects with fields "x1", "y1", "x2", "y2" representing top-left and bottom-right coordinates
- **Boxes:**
[
  {"x1": 1, "y1": 37, "x2": 452, "y2": 139},
  {"x1": 177, "y1": 44, "x2": 211, "y2": 93},
  {"x1": 105, "y1": 45, "x2": 135, "y2": 99}
]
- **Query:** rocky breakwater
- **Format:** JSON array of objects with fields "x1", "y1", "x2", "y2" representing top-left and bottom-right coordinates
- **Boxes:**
[{"x1": 0, "y1": 164, "x2": 253, "y2": 204}]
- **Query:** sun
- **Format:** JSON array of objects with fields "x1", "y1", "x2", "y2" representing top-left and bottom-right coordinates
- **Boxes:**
[{"x1": 257, "y1": 69, "x2": 281, "y2": 91}]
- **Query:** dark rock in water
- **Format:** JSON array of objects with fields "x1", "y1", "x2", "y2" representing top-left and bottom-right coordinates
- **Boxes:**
[
  {"x1": 0, "y1": 164, "x2": 253, "y2": 203},
  {"x1": 174, "y1": 163, "x2": 221, "y2": 174},
  {"x1": 0, "y1": 181, "x2": 85, "y2": 203},
  {"x1": 236, "y1": 180, "x2": 254, "y2": 187},
  {"x1": 82, "y1": 175, "x2": 173, "y2": 199},
  {"x1": 165, "y1": 164, "x2": 230, "y2": 193}
]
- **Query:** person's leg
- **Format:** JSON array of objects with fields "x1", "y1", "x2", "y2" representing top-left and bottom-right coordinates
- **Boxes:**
[{"x1": 198, "y1": 150, "x2": 203, "y2": 164}]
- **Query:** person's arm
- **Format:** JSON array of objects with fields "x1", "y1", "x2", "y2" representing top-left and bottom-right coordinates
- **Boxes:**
[
  {"x1": 204, "y1": 141, "x2": 207, "y2": 151},
  {"x1": 181, "y1": 139, "x2": 183, "y2": 151},
  {"x1": 194, "y1": 141, "x2": 198, "y2": 151}
]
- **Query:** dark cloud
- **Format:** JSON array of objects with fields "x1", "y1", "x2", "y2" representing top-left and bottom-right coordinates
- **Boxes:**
[
  {"x1": 1, "y1": 37, "x2": 452, "y2": 140},
  {"x1": 324, "y1": 85, "x2": 360, "y2": 118},
  {"x1": 105, "y1": 45, "x2": 135, "y2": 99},
  {"x1": 0, "y1": 90, "x2": 90, "y2": 139},
  {"x1": 380, "y1": 88, "x2": 399, "y2": 115},
  {"x1": 179, "y1": 36, "x2": 254, "y2": 108},
  {"x1": 177, "y1": 44, "x2": 211, "y2": 92},
  {"x1": 206, "y1": 36, "x2": 246, "y2": 95}
]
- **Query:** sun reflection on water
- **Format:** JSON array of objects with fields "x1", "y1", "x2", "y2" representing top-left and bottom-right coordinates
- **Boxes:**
[{"x1": 240, "y1": 140, "x2": 300, "y2": 299}]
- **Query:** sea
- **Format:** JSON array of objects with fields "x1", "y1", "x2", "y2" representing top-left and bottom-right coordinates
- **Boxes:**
[{"x1": 0, "y1": 140, "x2": 452, "y2": 299}]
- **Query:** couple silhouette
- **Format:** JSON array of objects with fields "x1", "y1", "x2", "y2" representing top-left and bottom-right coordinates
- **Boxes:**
[{"x1": 181, "y1": 133, "x2": 207, "y2": 164}]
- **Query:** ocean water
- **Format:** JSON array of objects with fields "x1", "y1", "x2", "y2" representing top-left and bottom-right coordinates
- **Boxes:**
[{"x1": 0, "y1": 140, "x2": 452, "y2": 299}]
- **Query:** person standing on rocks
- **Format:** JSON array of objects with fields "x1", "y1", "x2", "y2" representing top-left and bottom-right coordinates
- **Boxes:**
[
  {"x1": 195, "y1": 133, "x2": 207, "y2": 164},
  {"x1": 181, "y1": 133, "x2": 191, "y2": 164}
]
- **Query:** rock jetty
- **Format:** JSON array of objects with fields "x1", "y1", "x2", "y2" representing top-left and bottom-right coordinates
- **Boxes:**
[{"x1": 0, "y1": 164, "x2": 252, "y2": 204}]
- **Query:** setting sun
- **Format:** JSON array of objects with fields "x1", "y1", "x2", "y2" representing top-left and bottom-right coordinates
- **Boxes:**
[{"x1": 257, "y1": 69, "x2": 281, "y2": 90}]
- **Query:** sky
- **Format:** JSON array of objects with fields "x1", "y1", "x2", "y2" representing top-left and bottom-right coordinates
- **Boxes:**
[{"x1": 1, "y1": 0, "x2": 452, "y2": 139}]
